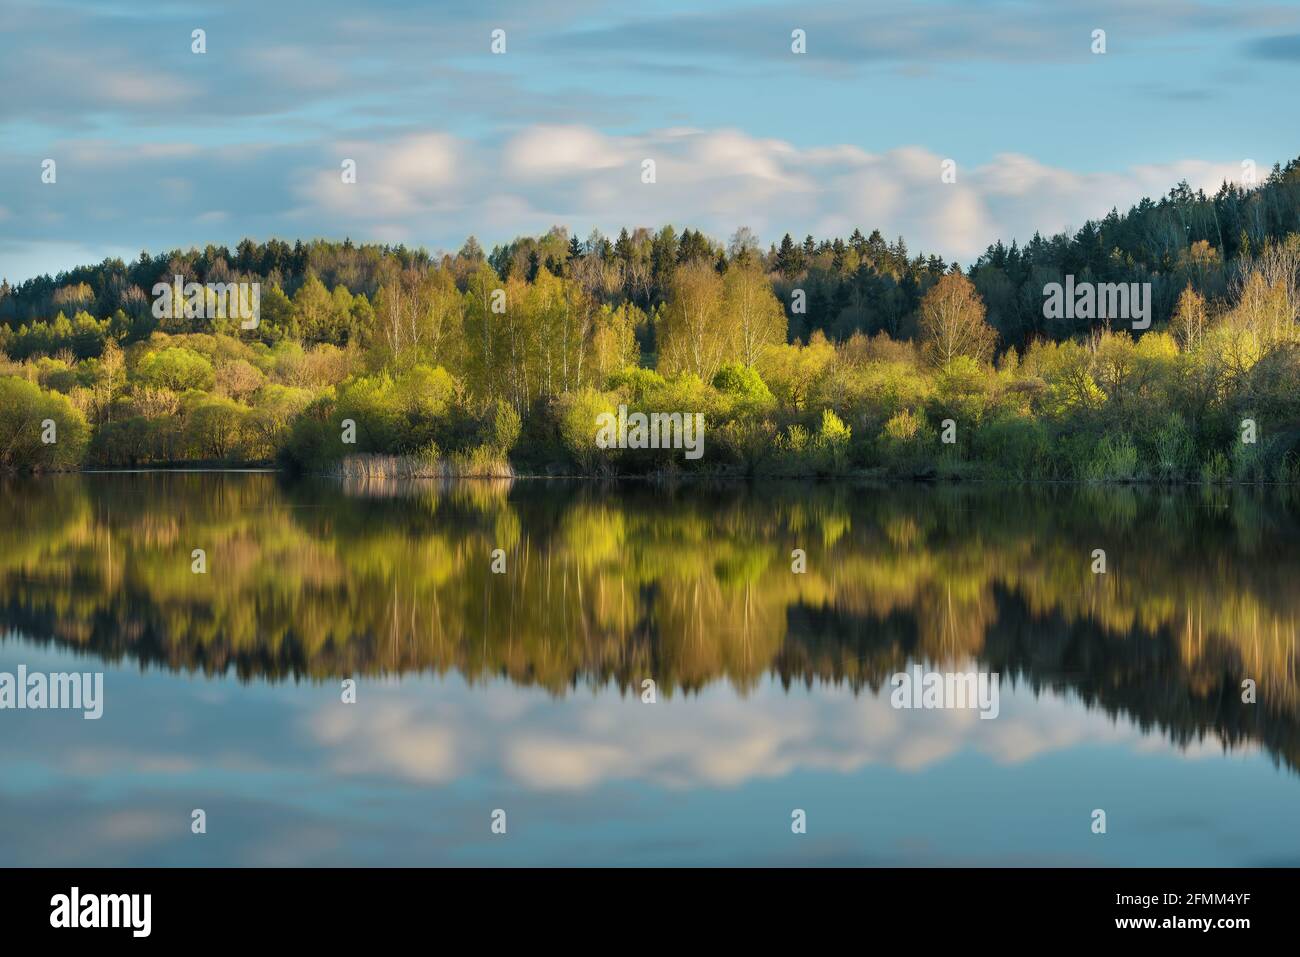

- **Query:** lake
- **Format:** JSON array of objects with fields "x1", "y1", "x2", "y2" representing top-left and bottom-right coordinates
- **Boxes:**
[{"x1": 1, "y1": 472, "x2": 1298, "y2": 865}]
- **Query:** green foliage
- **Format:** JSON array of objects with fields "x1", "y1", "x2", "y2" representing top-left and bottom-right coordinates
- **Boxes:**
[
  {"x1": 184, "y1": 394, "x2": 251, "y2": 460},
  {"x1": 90, "y1": 416, "x2": 168, "y2": 466},
  {"x1": 9, "y1": 203, "x2": 1300, "y2": 480},
  {"x1": 762, "y1": 422, "x2": 815, "y2": 477},
  {"x1": 813, "y1": 408, "x2": 853, "y2": 474},
  {"x1": 1231, "y1": 435, "x2": 1289, "y2": 484},
  {"x1": 970, "y1": 414, "x2": 1051, "y2": 480},
  {"x1": 878, "y1": 409, "x2": 935, "y2": 476},
  {"x1": 1200, "y1": 450, "x2": 1231, "y2": 484},
  {"x1": 717, "y1": 416, "x2": 776, "y2": 473},
  {"x1": 932, "y1": 355, "x2": 991, "y2": 425},
  {"x1": 1080, "y1": 433, "x2": 1141, "y2": 483},
  {"x1": 0, "y1": 376, "x2": 91, "y2": 470},
  {"x1": 4, "y1": 312, "x2": 109, "y2": 361},
  {"x1": 490, "y1": 399, "x2": 522, "y2": 454},
  {"x1": 279, "y1": 393, "x2": 341, "y2": 472},
  {"x1": 712, "y1": 362, "x2": 775, "y2": 411},
  {"x1": 882, "y1": 409, "x2": 922, "y2": 443},
  {"x1": 1152, "y1": 415, "x2": 1195, "y2": 481},
  {"x1": 135, "y1": 347, "x2": 215, "y2": 392},
  {"x1": 607, "y1": 366, "x2": 668, "y2": 401},
  {"x1": 556, "y1": 388, "x2": 618, "y2": 473}
]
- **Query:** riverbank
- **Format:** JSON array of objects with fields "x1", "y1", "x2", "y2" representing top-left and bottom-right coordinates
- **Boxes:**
[{"x1": 7, "y1": 457, "x2": 1300, "y2": 488}]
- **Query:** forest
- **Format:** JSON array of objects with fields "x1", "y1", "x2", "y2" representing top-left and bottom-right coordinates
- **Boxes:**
[{"x1": 2, "y1": 155, "x2": 1300, "y2": 479}]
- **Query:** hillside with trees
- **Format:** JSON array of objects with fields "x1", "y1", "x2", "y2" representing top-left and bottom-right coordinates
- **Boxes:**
[{"x1": 2, "y1": 156, "x2": 1300, "y2": 479}]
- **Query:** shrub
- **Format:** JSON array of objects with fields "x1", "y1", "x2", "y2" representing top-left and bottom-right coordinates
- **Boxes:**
[
  {"x1": 1081, "y1": 433, "x2": 1140, "y2": 482},
  {"x1": 555, "y1": 388, "x2": 619, "y2": 473},
  {"x1": 1200, "y1": 449, "x2": 1231, "y2": 484},
  {"x1": 1231, "y1": 435, "x2": 1285, "y2": 484},
  {"x1": 135, "y1": 347, "x2": 215, "y2": 392},
  {"x1": 606, "y1": 366, "x2": 667, "y2": 401},
  {"x1": 971, "y1": 414, "x2": 1050, "y2": 480},
  {"x1": 878, "y1": 409, "x2": 935, "y2": 475},
  {"x1": 0, "y1": 376, "x2": 91, "y2": 470},
  {"x1": 932, "y1": 355, "x2": 991, "y2": 425},
  {"x1": 184, "y1": 395, "x2": 252, "y2": 461},
  {"x1": 717, "y1": 417, "x2": 776, "y2": 473},
  {"x1": 712, "y1": 362, "x2": 775, "y2": 411},
  {"x1": 813, "y1": 408, "x2": 853, "y2": 474},
  {"x1": 1152, "y1": 415, "x2": 1195, "y2": 482},
  {"x1": 761, "y1": 423, "x2": 815, "y2": 476},
  {"x1": 489, "y1": 399, "x2": 522, "y2": 454}
]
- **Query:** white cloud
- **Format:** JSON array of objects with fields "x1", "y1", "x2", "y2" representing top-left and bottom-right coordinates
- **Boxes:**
[
  {"x1": 503, "y1": 125, "x2": 626, "y2": 180},
  {"x1": 2, "y1": 125, "x2": 1252, "y2": 280},
  {"x1": 303, "y1": 673, "x2": 1185, "y2": 794},
  {"x1": 302, "y1": 132, "x2": 463, "y2": 219},
  {"x1": 300, "y1": 126, "x2": 1246, "y2": 261},
  {"x1": 310, "y1": 699, "x2": 460, "y2": 784}
]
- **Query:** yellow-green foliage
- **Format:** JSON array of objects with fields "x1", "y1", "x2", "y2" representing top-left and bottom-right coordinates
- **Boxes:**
[
  {"x1": 4, "y1": 251, "x2": 1300, "y2": 481},
  {"x1": 556, "y1": 387, "x2": 620, "y2": 472},
  {"x1": 0, "y1": 376, "x2": 91, "y2": 470}
]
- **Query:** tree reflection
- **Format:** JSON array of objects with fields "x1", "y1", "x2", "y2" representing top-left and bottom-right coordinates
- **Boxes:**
[{"x1": 1, "y1": 474, "x2": 1298, "y2": 770}]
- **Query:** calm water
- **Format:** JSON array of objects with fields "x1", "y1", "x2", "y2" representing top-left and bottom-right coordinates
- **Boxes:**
[{"x1": 1, "y1": 473, "x2": 1298, "y2": 866}]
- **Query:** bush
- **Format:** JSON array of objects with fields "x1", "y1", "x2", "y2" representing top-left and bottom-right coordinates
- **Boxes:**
[
  {"x1": 489, "y1": 399, "x2": 522, "y2": 454},
  {"x1": 184, "y1": 395, "x2": 252, "y2": 461},
  {"x1": 1231, "y1": 435, "x2": 1285, "y2": 484},
  {"x1": 813, "y1": 408, "x2": 852, "y2": 474},
  {"x1": 717, "y1": 417, "x2": 776, "y2": 473},
  {"x1": 606, "y1": 366, "x2": 667, "y2": 401},
  {"x1": 135, "y1": 347, "x2": 215, "y2": 392},
  {"x1": 878, "y1": 409, "x2": 935, "y2": 476},
  {"x1": 932, "y1": 355, "x2": 990, "y2": 425},
  {"x1": 1200, "y1": 449, "x2": 1230, "y2": 484},
  {"x1": 1076, "y1": 431, "x2": 1138, "y2": 481},
  {"x1": 712, "y1": 362, "x2": 775, "y2": 411},
  {"x1": 287, "y1": 365, "x2": 461, "y2": 465},
  {"x1": 971, "y1": 414, "x2": 1051, "y2": 480},
  {"x1": 555, "y1": 388, "x2": 619, "y2": 473},
  {"x1": 279, "y1": 392, "x2": 343, "y2": 472},
  {"x1": 883, "y1": 409, "x2": 921, "y2": 443},
  {"x1": 0, "y1": 376, "x2": 91, "y2": 470},
  {"x1": 1152, "y1": 415, "x2": 1194, "y2": 482},
  {"x1": 1081, "y1": 433, "x2": 1140, "y2": 482},
  {"x1": 760, "y1": 423, "x2": 815, "y2": 476},
  {"x1": 90, "y1": 416, "x2": 168, "y2": 466}
]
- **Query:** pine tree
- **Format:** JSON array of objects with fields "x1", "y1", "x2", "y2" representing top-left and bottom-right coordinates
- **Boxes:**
[{"x1": 776, "y1": 233, "x2": 799, "y2": 279}]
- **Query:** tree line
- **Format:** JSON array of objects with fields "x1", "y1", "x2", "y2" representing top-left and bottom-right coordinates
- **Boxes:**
[{"x1": 1, "y1": 155, "x2": 1299, "y2": 477}]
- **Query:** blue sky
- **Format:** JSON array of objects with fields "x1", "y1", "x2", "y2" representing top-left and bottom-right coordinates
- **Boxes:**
[{"x1": 2, "y1": 0, "x2": 1299, "y2": 282}]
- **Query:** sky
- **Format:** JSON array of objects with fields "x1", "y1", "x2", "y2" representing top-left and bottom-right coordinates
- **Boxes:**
[{"x1": 2, "y1": 0, "x2": 1299, "y2": 283}]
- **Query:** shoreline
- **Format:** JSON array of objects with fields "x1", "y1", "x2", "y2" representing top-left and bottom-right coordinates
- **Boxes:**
[{"x1": 5, "y1": 465, "x2": 1300, "y2": 488}]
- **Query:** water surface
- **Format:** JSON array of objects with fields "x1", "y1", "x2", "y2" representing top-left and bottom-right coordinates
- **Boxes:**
[{"x1": 1, "y1": 474, "x2": 1298, "y2": 865}]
